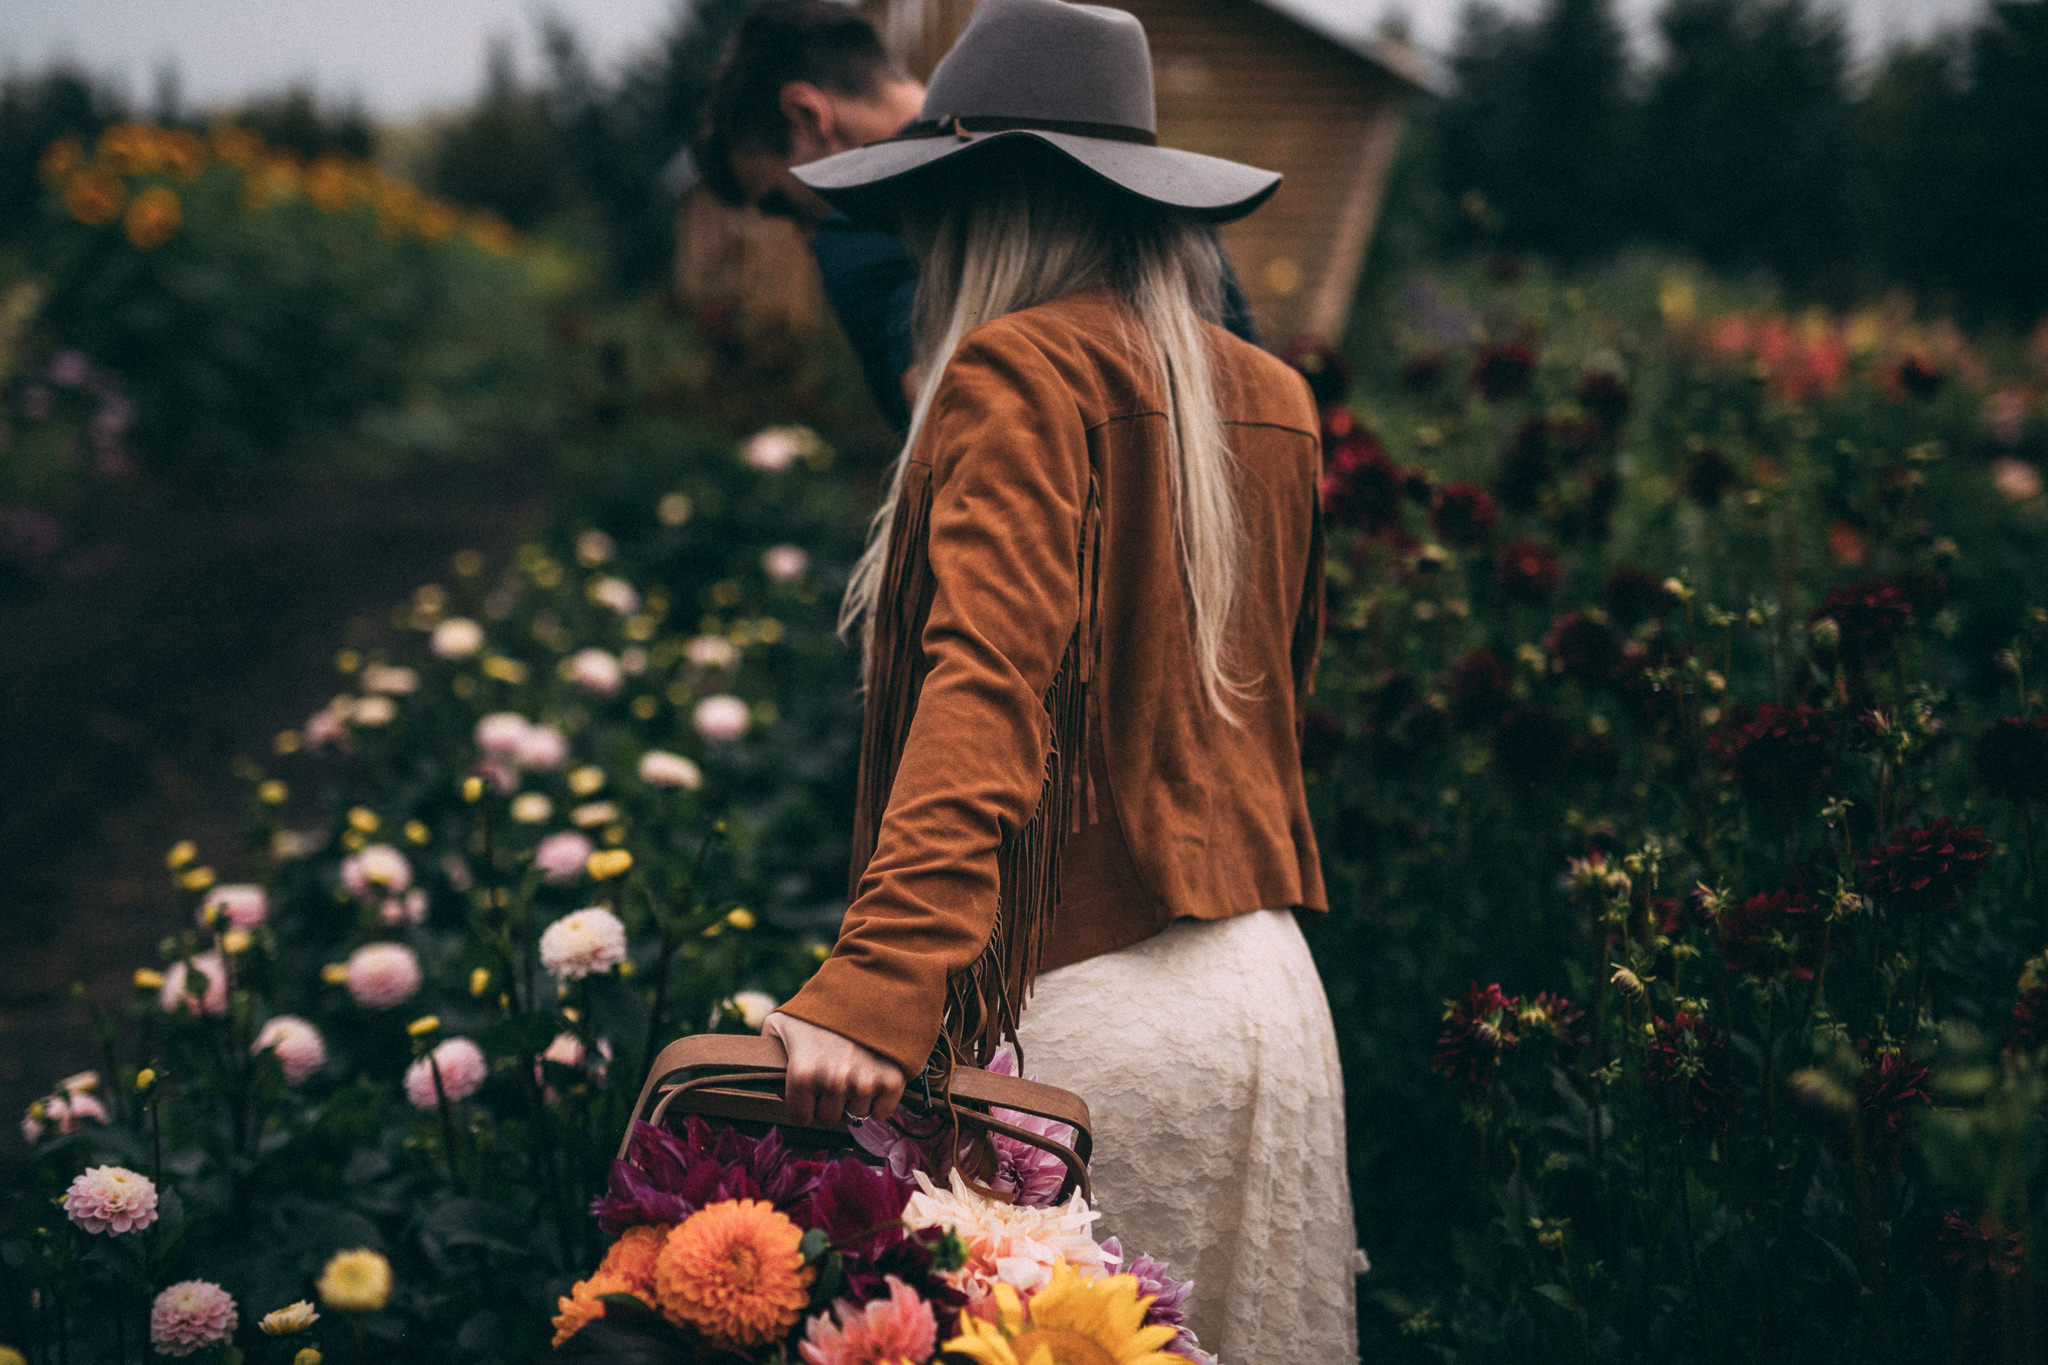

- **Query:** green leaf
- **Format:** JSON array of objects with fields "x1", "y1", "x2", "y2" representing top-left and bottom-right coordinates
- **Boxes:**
[
  {"x1": 419, "y1": 1196, "x2": 535, "y2": 1259},
  {"x1": 1532, "y1": 1284, "x2": 1574, "y2": 1311}
]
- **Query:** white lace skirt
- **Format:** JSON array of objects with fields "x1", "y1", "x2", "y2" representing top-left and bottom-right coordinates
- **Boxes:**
[{"x1": 1014, "y1": 908, "x2": 1364, "y2": 1364}]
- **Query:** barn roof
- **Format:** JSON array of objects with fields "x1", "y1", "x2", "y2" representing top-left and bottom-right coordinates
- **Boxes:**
[{"x1": 1248, "y1": 0, "x2": 1442, "y2": 93}]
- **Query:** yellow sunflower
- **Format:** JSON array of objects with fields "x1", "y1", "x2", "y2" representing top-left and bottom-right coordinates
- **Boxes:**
[
  {"x1": 943, "y1": 1260, "x2": 1182, "y2": 1365},
  {"x1": 653, "y1": 1199, "x2": 814, "y2": 1347}
]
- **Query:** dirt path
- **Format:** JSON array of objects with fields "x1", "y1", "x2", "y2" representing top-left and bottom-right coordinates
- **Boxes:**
[{"x1": 0, "y1": 452, "x2": 549, "y2": 1154}]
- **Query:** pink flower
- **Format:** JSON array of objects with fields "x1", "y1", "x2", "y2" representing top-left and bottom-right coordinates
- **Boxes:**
[
  {"x1": 361, "y1": 663, "x2": 418, "y2": 695},
  {"x1": 538, "y1": 907, "x2": 628, "y2": 980},
  {"x1": 253, "y1": 1015, "x2": 328, "y2": 1085},
  {"x1": 638, "y1": 749, "x2": 703, "y2": 790},
  {"x1": 568, "y1": 648, "x2": 624, "y2": 698},
  {"x1": 62, "y1": 1165, "x2": 159, "y2": 1234},
  {"x1": 303, "y1": 699, "x2": 350, "y2": 751},
  {"x1": 1993, "y1": 457, "x2": 2043, "y2": 504},
  {"x1": 534, "y1": 831, "x2": 594, "y2": 883},
  {"x1": 687, "y1": 635, "x2": 739, "y2": 669},
  {"x1": 376, "y1": 887, "x2": 429, "y2": 927},
  {"x1": 515, "y1": 723, "x2": 568, "y2": 771},
  {"x1": 403, "y1": 1037, "x2": 489, "y2": 1110},
  {"x1": 475, "y1": 712, "x2": 531, "y2": 759},
  {"x1": 798, "y1": 1275, "x2": 937, "y2": 1365},
  {"x1": 21, "y1": 1089, "x2": 109, "y2": 1144},
  {"x1": 743, "y1": 426, "x2": 808, "y2": 472},
  {"x1": 150, "y1": 1279, "x2": 238, "y2": 1357},
  {"x1": 159, "y1": 950, "x2": 230, "y2": 1017},
  {"x1": 693, "y1": 694, "x2": 750, "y2": 743},
  {"x1": 535, "y1": 1032, "x2": 612, "y2": 1102},
  {"x1": 199, "y1": 882, "x2": 267, "y2": 931},
  {"x1": 345, "y1": 942, "x2": 422, "y2": 1008},
  {"x1": 341, "y1": 844, "x2": 412, "y2": 897},
  {"x1": 762, "y1": 544, "x2": 810, "y2": 583}
]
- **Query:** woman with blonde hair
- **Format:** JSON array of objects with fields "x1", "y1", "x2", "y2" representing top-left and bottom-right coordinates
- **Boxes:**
[{"x1": 761, "y1": 0, "x2": 1362, "y2": 1357}]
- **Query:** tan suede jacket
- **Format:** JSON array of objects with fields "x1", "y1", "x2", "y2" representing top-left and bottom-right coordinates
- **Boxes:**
[{"x1": 778, "y1": 289, "x2": 1328, "y2": 1077}]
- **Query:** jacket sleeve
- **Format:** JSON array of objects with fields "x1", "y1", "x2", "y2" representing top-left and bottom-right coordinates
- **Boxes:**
[{"x1": 775, "y1": 323, "x2": 1089, "y2": 1074}]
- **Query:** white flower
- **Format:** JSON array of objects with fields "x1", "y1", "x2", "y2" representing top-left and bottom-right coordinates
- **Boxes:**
[
  {"x1": 510, "y1": 792, "x2": 554, "y2": 825},
  {"x1": 761, "y1": 544, "x2": 809, "y2": 583},
  {"x1": 693, "y1": 694, "x2": 750, "y2": 742},
  {"x1": 686, "y1": 635, "x2": 739, "y2": 670},
  {"x1": 475, "y1": 712, "x2": 531, "y2": 759},
  {"x1": 568, "y1": 648, "x2": 623, "y2": 698},
  {"x1": 350, "y1": 695, "x2": 397, "y2": 727},
  {"x1": 719, "y1": 989, "x2": 779, "y2": 1031},
  {"x1": 901, "y1": 1169, "x2": 1110, "y2": 1295},
  {"x1": 638, "y1": 750, "x2": 703, "y2": 790},
  {"x1": 432, "y1": 617, "x2": 485, "y2": 660},
  {"x1": 360, "y1": 664, "x2": 419, "y2": 695},
  {"x1": 570, "y1": 800, "x2": 620, "y2": 829},
  {"x1": 538, "y1": 907, "x2": 628, "y2": 980},
  {"x1": 589, "y1": 576, "x2": 640, "y2": 616},
  {"x1": 575, "y1": 529, "x2": 616, "y2": 567}
]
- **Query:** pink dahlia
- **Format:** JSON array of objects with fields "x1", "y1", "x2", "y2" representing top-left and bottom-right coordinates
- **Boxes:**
[
  {"x1": 534, "y1": 831, "x2": 595, "y2": 883},
  {"x1": 539, "y1": 907, "x2": 628, "y2": 980},
  {"x1": 693, "y1": 694, "x2": 750, "y2": 743},
  {"x1": 159, "y1": 950, "x2": 230, "y2": 1017},
  {"x1": 63, "y1": 1164, "x2": 159, "y2": 1234},
  {"x1": 150, "y1": 1279, "x2": 238, "y2": 1357},
  {"x1": 252, "y1": 1014, "x2": 328, "y2": 1085},
  {"x1": 404, "y1": 1037, "x2": 489, "y2": 1110},
  {"x1": 638, "y1": 749, "x2": 703, "y2": 791},
  {"x1": 687, "y1": 635, "x2": 739, "y2": 670},
  {"x1": 341, "y1": 844, "x2": 412, "y2": 898},
  {"x1": 199, "y1": 883, "x2": 268, "y2": 930},
  {"x1": 569, "y1": 648, "x2": 624, "y2": 698},
  {"x1": 762, "y1": 544, "x2": 810, "y2": 583},
  {"x1": 798, "y1": 1275, "x2": 937, "y2": 1365},
  {"x1": 344, "y1": 942, "x2": 422, "y2": 1009},
  {"x1": 515, "y1": 723, "x2": 569, "y2": 771},
  {"x1": 475, "y1": 712, "x2": 531, "y2": 759}
]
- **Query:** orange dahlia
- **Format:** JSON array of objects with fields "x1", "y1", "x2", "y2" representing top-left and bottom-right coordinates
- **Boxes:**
[
  {"x1": 551, "y1": 1269, "x2": 633, "y2": 1347},
  {"x1": 599, "y1": 1223, "x2": 666, "y2": 1297},
  {"x1": 654, "y1": 1198, "x2": 814, "y2": 1348}
]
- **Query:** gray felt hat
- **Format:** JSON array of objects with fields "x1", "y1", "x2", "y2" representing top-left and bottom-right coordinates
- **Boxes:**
[{"x1": 791, "y1": 0, "x2": 1282, "y2": 225}]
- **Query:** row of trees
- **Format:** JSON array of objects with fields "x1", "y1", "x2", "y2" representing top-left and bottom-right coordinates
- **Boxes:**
[{"x1": 1428, "y1": 0, "x2": 2048, "y2": 327}]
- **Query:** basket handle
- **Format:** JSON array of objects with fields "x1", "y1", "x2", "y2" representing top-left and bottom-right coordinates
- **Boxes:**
[{"x1": 620, "y1": 1034, "x2": 1094, "y2": 1202}]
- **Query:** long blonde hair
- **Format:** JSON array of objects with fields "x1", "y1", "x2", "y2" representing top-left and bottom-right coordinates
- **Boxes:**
[{"x1": 840, "y1": 150, "x2": 1253, "y2": 719}]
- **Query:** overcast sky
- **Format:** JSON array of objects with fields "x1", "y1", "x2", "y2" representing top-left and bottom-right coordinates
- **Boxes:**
[{"x1": 1, "y1": 0, "x2": 1996, "y2": 121}]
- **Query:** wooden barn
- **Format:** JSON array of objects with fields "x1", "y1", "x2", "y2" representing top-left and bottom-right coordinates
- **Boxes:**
[{"x1": 675, "y1": 0, "x2": 1432, "y2": 349}]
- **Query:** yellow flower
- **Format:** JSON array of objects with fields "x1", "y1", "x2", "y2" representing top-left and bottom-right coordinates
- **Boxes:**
[
  {"x1": 653, "y1": 1200, "x2": 813, "y2": 1347},
  {"x1": 943, "y1": 1261, "x2": 1181, "y2": 1365},
  {"x1": 316, "y1": 1247, "x2": 392, "y2": 1313},
  {"x1": 166, "y1": 840, "x2": 198, "y2": 870},
  {"x1": 258, "y1": 780, "x2": 289, "y2": 806},
  {"x1": 177, "y1": 866, "x2": 216, "y2": 893},
  {"x1": 294, "y1": 1350, "x2": 323, "y2": 1365},
  {"x1": 259, "y1": 1300, "x2": 319, "y2": 1335},
  {"x1": 586, "y1": 849, "x2": 633, "y2": 881},
  {"x1": 724, "y1": 907, "x2": 756, "y2": 932},
  {"x1": 469, "y1": 967, "x2": 491, "y2": 997},
  {"x1": 135, "y1": 968, "x2": 167, "y2": 991},
  {"x1": 97, "y1": 123, "x2": 163, "y2": 175},
  {"x1": 135, "y1": 1068, "x2": 157, "y2": 1094},
  {"x1": 211, "y1": 124, "x2": 263, "y2": 167},
  {"x1": 124, "y1": 185, "x2": 181, "y2": 250},
  {"x1": 321, "y1": 963, "x2": 350, "y2": 985},
  {"x1": 568, "y1": 766, "x2": 606, "y2": 797},
  {"x1": 407, "y1": 1015, "x2": 440, "y2": 1037},
  {"x1": 348, "y1": 807, "x2": 380, "y2": 833},
  {"x1": 221, "y1": 928, "x2": 253, "y2": 956},
  {"x1": 404, "y1": 820, "x2": 430, "y2": 846},
  {"x1": 160, "y1": 128, "x2": 208, "y2": 182},
  {"x1": 0, "y1": 1346, "x2": 26, "y2": 1365}
]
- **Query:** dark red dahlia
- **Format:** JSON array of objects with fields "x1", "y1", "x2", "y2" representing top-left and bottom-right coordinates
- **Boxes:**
[
  {"x1": 1399, "y1": 349, "x2": 1446, "y2": 393},
  {"x1": 2006, "y1": 985, "x2": 2048, "y2": 1059},
  {"x1": 1449, "y1": 648, "x2": 1513, "y2": 725},
  {"x1": 1864, "y1": 818, "x2": 1994, "y2": 916},
  {"x1": 1577, "y1": 367, "x2": 1632, "y2": 433},
  {"x1": 1472, "y1": 341, "x2": 1537, "y2": 403},
  {"x1": 1521, "y1": 991, "x2": 1588, "y2": 1048},
  {"x1": 1939, "y1": 1210, "x2": 2027, "y2": 1279},
  {"x1": 1809, "y1": 581, "x2": 1913, "y2": 668},
  {"x1": 1977, "y1": 717, "x2": 2048, "y2": 803},
  {"x1": 1429, "y1": 482, "x2": 1498, "y2": 548},
  {"x1": 1495, "y1": 538, "x2": 1563, "y2": 603},
  {"x1": 1321, "y1": 431, "x2": 1405, "y2": 535},
  {"x1": 1683, "y1": 445, "x2": 1739, "y2": 506},
  {"x1": 1842, "y1": 1044, "x2": 1933, "y2": 1173},
  {"x1": 1544, "y1": 610, "x2": 1623, "y2": 687},
  {"x1": 1717, "y1": 889, "x2": 1823, "y2": 979},
  {"x1": 1284, "y1": 337, "x2": 1352, "y2": 406},
  {"x1": 1715, "y1": 704, "x2": 1834, "y2": 807},
  {"x1": 1494, "y1": 417, "x2": 1554, "y2": 512},
  {"x1": 1641, "y1": 1010, "x2": 1744, "y2": 1133},
  {"x1": 1492, "y1": 706, "x2": 1573, "y2": 785},
  {"x1": 1892, "y1": 353, "x2": 1945, "y2": 400},
  {"x1": 1433, "y1": 982, "x2": 1522, "y2": 1087},
  {"x1": 1603, "y1": 565, "x2": 1670, "y2": 627}
]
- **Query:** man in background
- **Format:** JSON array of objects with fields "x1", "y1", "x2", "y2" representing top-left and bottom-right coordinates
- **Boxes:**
[{"x1": 695, "y1": 0, "x2": 1260, "y2": 435}]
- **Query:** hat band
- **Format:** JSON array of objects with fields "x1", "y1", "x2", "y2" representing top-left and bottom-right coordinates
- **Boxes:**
[{"x1": 871, "y1": 114, "x2": 1159, "y2": 148}]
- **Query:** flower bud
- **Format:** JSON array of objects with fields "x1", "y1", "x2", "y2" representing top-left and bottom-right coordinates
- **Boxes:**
[
  {"x1": 586, "y1": 849, "x2": 633, "y2": 881},
  {"x1": 166, "y1": 840, "x2": 197, "y2": 870},
  {"x1": 404, "y1": 820, "x2": 429, "y2": 846},
  {"x1": 135, "y1": 1067, "x2": 157, "y2": 1094},
  {"x1": 320, "y1": 963, "x2": 350, "y2": 985},
  {"x1": 221, "y1": 928, "x2": 253, "y2": 956},
  {"x1": 462, "y1": 775, "x2": 485, "y2": 803},
  {"x1": 1809, "y1": 616, "x2": 1841, "y2": 650},
  {"x1": 1610, "y1": 966, "x2": 1645, "y2": 999},
  {"x1": 406, "y1": 1015, "x2": 440, "y2": 1037},
  {"x1": 469, "y1": 967, "x2": 491, "y2": 997},
  {"x1": 134, "y1": 969, "x2": 166, "y2": 991},
  {"x1": 725, "y1": 907, "x2": 756, "y2": 932},
  {"x1": 177, "y1": 866, "x2": 216, "y2": 893},
  {"x1": 258, "y1": 780, "x2": 288, "y2": 806}
]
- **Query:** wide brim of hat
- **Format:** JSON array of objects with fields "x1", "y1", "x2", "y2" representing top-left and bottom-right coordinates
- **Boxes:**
[{"x1": 792, "y1": 128, "x2": 1281, "y2": 227}]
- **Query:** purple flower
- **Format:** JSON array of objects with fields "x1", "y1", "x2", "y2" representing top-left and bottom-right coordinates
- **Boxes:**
[
  {"x1": 593, "y1": 1117, "x2": 824, "y2": 1237},
  {"x1": 48, "y1": 350, "x2": 90, "y2": 387}
]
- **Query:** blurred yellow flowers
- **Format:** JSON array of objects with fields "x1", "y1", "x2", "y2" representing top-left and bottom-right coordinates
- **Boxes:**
[{"x1": 316, "y1": 1247, "x2": 393, "y2": 1313}]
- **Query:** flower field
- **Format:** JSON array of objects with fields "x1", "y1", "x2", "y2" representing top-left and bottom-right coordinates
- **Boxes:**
[{"x1": 5, "y1": 116, "x2": 2048, "y2": 1364}]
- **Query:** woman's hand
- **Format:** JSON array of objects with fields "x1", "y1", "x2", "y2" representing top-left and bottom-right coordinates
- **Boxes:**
[{"x1": 762, "y1": 1011, "x2": 907, "y2": 1128}]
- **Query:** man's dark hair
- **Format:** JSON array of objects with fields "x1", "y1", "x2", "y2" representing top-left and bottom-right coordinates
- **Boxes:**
[{"x1": 695, "y1": 0, "x2": 905, "y2": 207}]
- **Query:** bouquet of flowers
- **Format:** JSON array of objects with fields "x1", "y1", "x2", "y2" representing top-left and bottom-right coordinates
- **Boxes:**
[{"x1": 553, "y1": 1051, "x2": 1215, "y2": 1364}]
